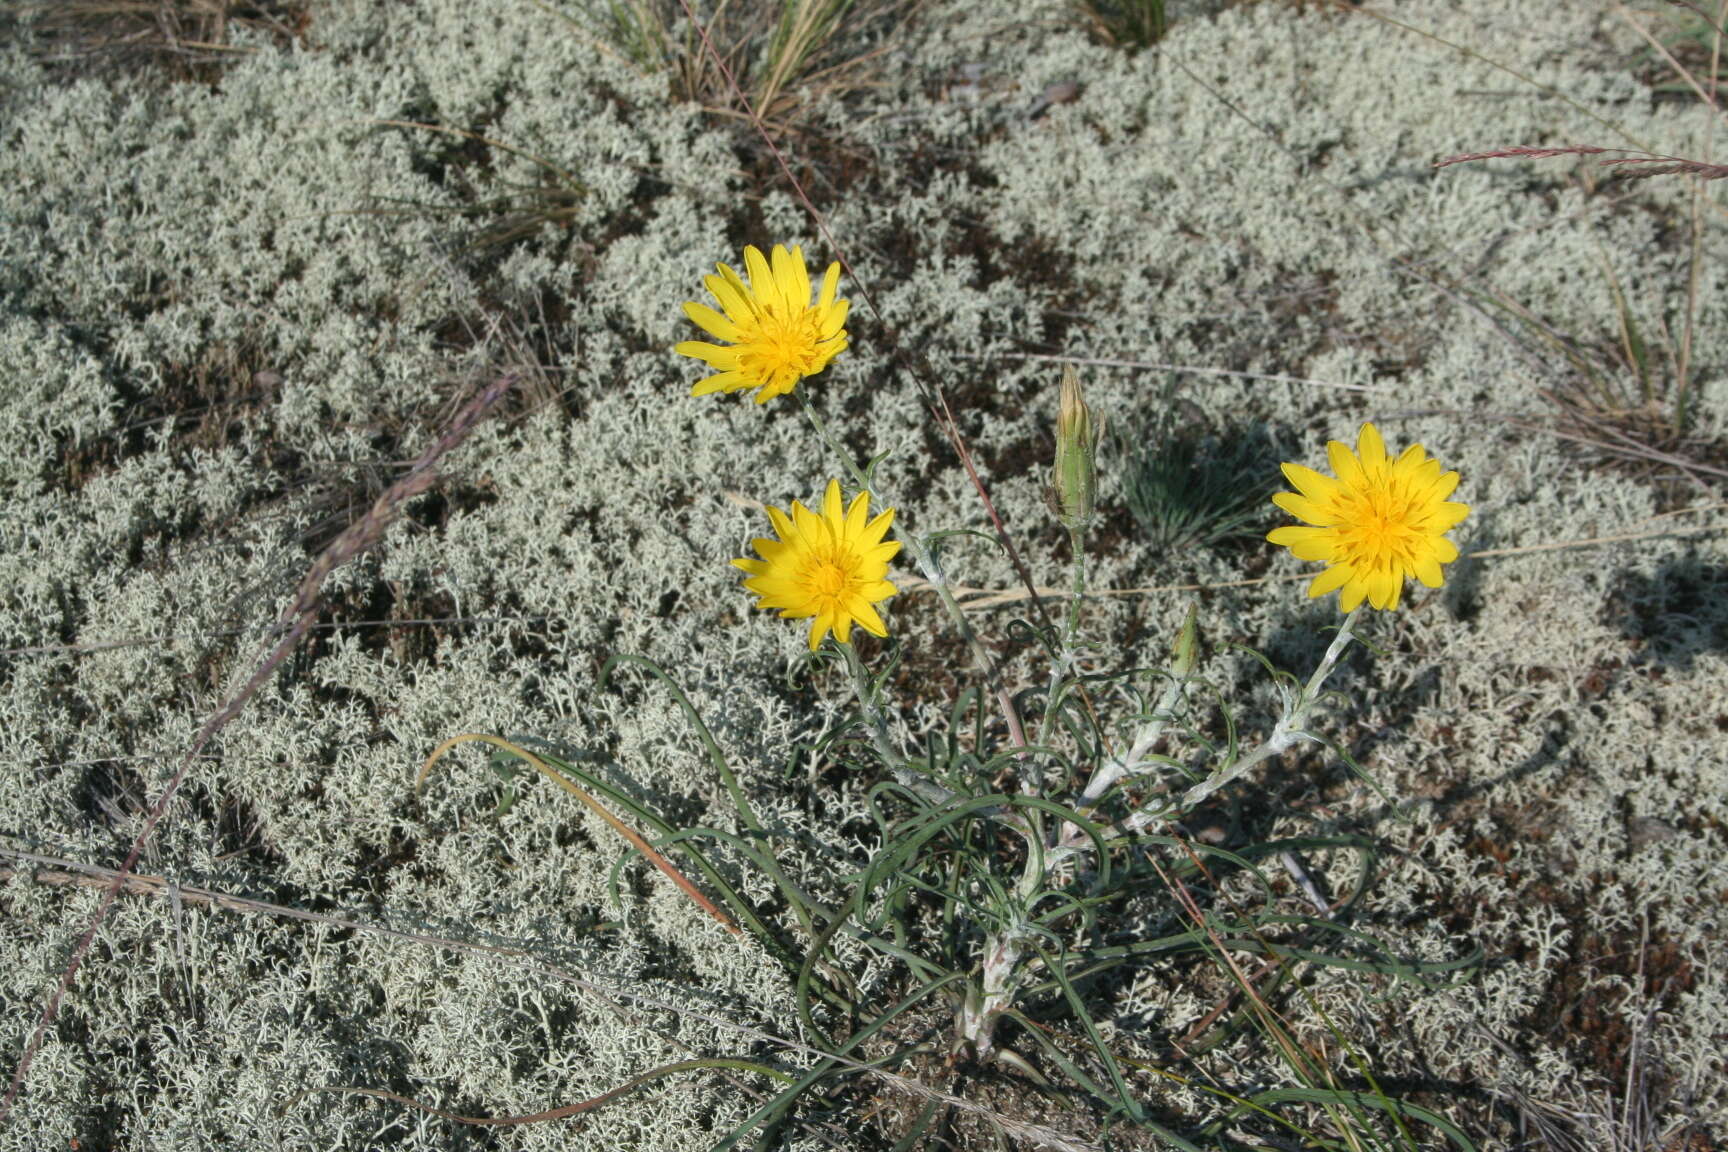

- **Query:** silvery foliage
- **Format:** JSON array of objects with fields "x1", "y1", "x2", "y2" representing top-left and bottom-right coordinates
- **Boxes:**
[{"x1": 0, "y1": 0, "x2": 1724, "y2": 1145}]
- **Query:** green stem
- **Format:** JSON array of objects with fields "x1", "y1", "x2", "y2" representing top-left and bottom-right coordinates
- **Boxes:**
[
  {"x1": 1154, "y1": 607, "x2": 1362, "y2": 820},
  {"x1": 841, "y1": 639, "x2": 904, "y2": 772},
  {"x1": 799, "y1": 391, "x2": 1029, "y2": 753},
  {"x1": 1031, "y1": 527, "x2": 1088, "y2": 774},
  {"x1": 1052, "y1": 607, "x2": 1366, "y2": 864},
  {"x1": 839, "y1": 641, "x2": 955, "y2": 806},
  {"x1": 1029, "y1": 527, "x2": 1088, "y2": 856}
]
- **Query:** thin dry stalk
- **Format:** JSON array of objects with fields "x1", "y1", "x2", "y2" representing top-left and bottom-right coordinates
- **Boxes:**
[
  {"x1": 1434, "y1": 144, "x2": 1728, "y2": 179},
  {"x1": 0, "y1": 374, "x2": 517, "y2": 1122},
  {"x1": 894, "y1": 511, "x2": 1728, "y2": 608}
]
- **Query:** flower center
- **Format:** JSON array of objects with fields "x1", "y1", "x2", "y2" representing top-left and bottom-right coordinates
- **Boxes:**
[
  {"x1": 740, "y1": 305, "x2": 822, "y2": 386},
  {"x1": 1344, "y1": 487, "x2": 1419, "y2": 571},
  {"x1": 805, "y1": 554, "x2": 857, "y2": 610}
]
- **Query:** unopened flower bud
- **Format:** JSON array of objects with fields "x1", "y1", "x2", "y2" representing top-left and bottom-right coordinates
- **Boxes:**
[{"x1": 1049, "y1": 364, "x2": 1098, "y2": 530}]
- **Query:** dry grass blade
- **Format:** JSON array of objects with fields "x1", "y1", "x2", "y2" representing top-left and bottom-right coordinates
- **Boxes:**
[
  {"x1": 416, "y1": 733, "x2": 740, "y2": 936},
  {"x1": 1434, "y1": 145, "x2": 1617, "y2": 168},
  {"x1": 1435, "y1": 144, "x2": 1728, "y2": 179},
  {"x1": 895, "y1": 511, "x2": 1728, "y2": 607}
]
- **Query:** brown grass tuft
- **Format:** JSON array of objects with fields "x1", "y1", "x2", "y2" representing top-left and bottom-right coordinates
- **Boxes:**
[{"x1": 17, "y1": 0, "x2": 312, "y2": 81}]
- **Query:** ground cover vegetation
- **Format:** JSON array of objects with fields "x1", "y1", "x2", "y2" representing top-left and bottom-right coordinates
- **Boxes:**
[{"x1": 1, "y1": 0, "x2": 1725, "y2": 1149}]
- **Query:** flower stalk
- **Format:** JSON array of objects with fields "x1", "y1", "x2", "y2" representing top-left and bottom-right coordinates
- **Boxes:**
[{"x1": 798, "y1": 390, "x2": 1031, "y2": 754}]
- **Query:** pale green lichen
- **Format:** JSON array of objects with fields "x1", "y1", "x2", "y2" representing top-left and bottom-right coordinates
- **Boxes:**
[{"x1": 1, "y1": 0, "x2": 1724, "y2": 1145}]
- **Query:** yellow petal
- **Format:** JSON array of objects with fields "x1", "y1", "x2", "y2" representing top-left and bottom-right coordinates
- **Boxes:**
[
  {"x1": 819, "y1": 300, "x2": 849, "y2": 339},
  {"x1": 821, "y1": 479, "x2": 844, "y2": 524},
  {"x1": 849, "y1": 600, "x2": 888, "y2": 638},
  {"x1": 1307, "y1": 565, "x2": 1353, "y2": 598},
  {"x1": 744, "y1": 246, "x2": 775, "y2": 308},
  {"x1": 862, "y1": 508, "x2": 895, "y2": 543},
  {"x1": 807, "y1": 337, "x2": 845, "y2": 375},
  {"x1": 1339, "y1": 581, "x2": 1367, "y2": 612},
  {"x1": 1414, "y1": 556, "x2": 1443, "y2": 587},
  {"x1": 1367, "y1": 570, "x2": 1398, "y2": 610},
  {"x1": 691, "y1": 371, "x2": 746, "y2": 396},
  {"x1": 1432, "y1": 537, "x2": 1459, "y2": 563},
  {"x1": 772, "y1": 244, "x2": 809, "y2": 307},
  {"x1": 683, "y1": 301, "x2": 740, "y2": 342},
  {"x1": 1427, "y1": 470, "x2": 1461, "y2": 502},
  {"x1": 1327, "y1": 440, "x2": 1365, "y2": 491},
  {"x1": 843, "y1": 490, "x2": 870, "y2": 541},
  {"x1": 675, "y1": 340, "x2": 740, "y2": 368},
  {"x1": 754, "y1": 380, "x2": 792, "y2": 404},
  {"x1": 1432, "y1": 501, "x2": 1470, "y2": 529},
  {"x1": 1404, "y1": 457, "x2": 1443, "y2": 489},
  {"x1": 807, "y1": 615, "x2": 833, "y2": 650},
  {"x1": 791, "y1": 500, "x2": 820, "y2": 541},
  {"x1": 1280, "y1": 462, "x2": 1341, "y2": 501},
  {"x1": 1357, "y1": 422, "x2": 1386, "y2": 469},
  {"x1": 816, "y1": 262, "x2": 841, "y2": 308},
  {"x1": 1268, "y1": 526, "x2": 1335, "y2": 562},
  {"x1": 710, "y1": 267, "x2": 754, "y2": 321},
  {"x1": 1271, "y1": 491, "x2": 1336, "y2": 526}
]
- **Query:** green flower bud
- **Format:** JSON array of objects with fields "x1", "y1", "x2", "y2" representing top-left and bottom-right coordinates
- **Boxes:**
[{"x1": 1048, "y1": 364, "x2": 1098, "y2": 530}]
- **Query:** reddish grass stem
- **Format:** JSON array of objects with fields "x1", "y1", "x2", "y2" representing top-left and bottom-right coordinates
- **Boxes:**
[{"x1": 0, "y1": 373, "x2": 517, "y2": 1121}]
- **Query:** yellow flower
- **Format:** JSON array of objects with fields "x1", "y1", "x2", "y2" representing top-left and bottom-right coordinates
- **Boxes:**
[
  {"x1": 1267, "y1": 423, "x2": 1469, "y2": 611},
  {"x1": 733, "y1": 479, "x2": 899, "y2": 650},
  {"x1": 676, "y1": 244, "x2": 849, "y2": 404}
]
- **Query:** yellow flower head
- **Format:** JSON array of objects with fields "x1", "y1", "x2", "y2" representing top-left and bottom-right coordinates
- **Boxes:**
[
  {"x1": 676, "y1": 244, "x2": 849, "y2": 404},
  {"x1": 734, "y1": 479, "x2": 899, "y2": 650},
  {"x1": 1267, "y1": 423, "x2": 1469, "y2": 611}
]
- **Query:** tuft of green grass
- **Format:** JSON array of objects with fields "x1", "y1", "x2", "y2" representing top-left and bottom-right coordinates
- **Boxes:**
[
  {"x1": 1432, "y1": 0, "x2": 1728, "y2": 442},
  {"x1": 15, "y1": 0, "x2": 311, "y2": 81},
  {"x1": 559, "y1": 0, "x2": 895, "y2": 131},
  {"x1": 1122, "y1": 390, "x2": 1276, "y2": 560},
  {"x1": 1073, "y1": 0, "x2": 1167, "y2": 51}
]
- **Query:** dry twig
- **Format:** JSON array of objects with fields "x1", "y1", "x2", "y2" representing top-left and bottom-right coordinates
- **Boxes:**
[{"x1": 0, "y1": 374, "x2": 517, "y2": 1120}]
